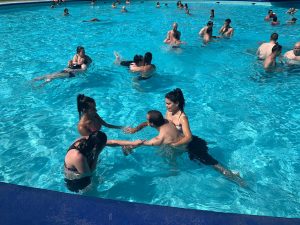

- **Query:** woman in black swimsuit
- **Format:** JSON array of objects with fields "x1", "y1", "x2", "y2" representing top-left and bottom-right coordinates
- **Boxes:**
[{"x1": 64, "y1": 131, "x2": 107, "y2": 192}]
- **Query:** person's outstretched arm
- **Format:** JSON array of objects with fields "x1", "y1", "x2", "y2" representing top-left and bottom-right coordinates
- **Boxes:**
[
  {"x1": 99, "y1": 116, "x2": 124, "y2": 129},
  {"x1": 123, "y1": 121, "x2": 148, "y2": 134}
]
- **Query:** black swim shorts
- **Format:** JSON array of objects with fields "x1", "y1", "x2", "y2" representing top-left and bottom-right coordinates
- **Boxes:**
[
  {"x1": 64, "y1": 176, "x2": 91, "y2": 192},
  {"x1": 187, "y1": 136, "x2": 218, "y2": 166}
]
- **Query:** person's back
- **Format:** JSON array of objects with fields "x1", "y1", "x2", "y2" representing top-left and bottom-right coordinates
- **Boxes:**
[
  {"x1": 257, "y1": 33, "x2": 278, "y2": 60},
  {"x1": 159, "y1": 120, "x2": 182, "y2": 145}
]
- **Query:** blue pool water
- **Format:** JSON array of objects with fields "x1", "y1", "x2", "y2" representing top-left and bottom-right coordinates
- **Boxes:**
[{"x1": 0, "y1": 0, "x2": 299, "y2": 218}]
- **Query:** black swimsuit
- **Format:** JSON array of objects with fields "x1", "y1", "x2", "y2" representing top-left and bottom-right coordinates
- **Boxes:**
[
  {"x1": 64, "y1": 139, "x2": 95, "y2": 192},
  {"x1": 187, "y1": 136, "x2": 218, "y2": 166}
]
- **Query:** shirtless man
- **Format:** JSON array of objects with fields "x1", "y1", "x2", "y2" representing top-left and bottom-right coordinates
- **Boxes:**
[
  {"x1": 219, "y1": 18, "x2": 234, "y2": 38},
  {"x1": 257, "y1": 33, "x2": 278, "y2": 60},
  {"x1": 264, "y1": 44, "x2": 282, "y2": 71},
  {"x1": 284, "y1": 42, "x2": 300, "y2": 65},
  {"x1": 164, "y1": 22, "x2": 182, "y2": 47},
  {"x1": 119, "y1": 110, "x2": 245, "y2": 186},
  {"x1": 33, "y1": 46, "x2": 92, "y2": 85}
]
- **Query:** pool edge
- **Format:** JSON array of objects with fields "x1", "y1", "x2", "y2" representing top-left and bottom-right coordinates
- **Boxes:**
[{"x1": 0, "y1": 182, "x2": 299, "y2": 225}]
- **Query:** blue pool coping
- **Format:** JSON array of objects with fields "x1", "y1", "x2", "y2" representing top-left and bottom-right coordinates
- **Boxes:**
[{"x1": 1, "y1": 182, "x2": 299, "y2": 225}]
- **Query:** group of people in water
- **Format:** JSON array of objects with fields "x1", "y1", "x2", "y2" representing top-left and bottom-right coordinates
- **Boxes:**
[
  {"x1": 65, "y1": 90, "x2": 245, "y2": 192},
  {"x1": 34, "y1": 2, "x2": 300, "y2": 192}
]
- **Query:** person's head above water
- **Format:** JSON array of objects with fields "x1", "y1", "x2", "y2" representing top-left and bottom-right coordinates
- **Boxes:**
[
  {"x1": 76, "y1": 46, "x2": 85, "y2": 56},
  {"x1": 165, "y1": 88, "x2": 185, "y2": 112},
  {"x1": 225, "y1": 18, "x2": 231, "y2": 25},
  {"x1": 64, "y1": 8, "x2": 69, "y2": 14},
  {"x1": 77, "y1": 131, "x2": 107, "y2": 157},
  {"x1": 207, "y1": 21, "x2": 214, "y2": 27},
  {"x1": 77, "y1": 94, "x2": 96, "y2": 119},
  {"x1": 270, "y1": 33, "x2": 278, "y2": 42},
  {"x1": 133, "y1": 54, "x2": 143, "y2": 64},
  {"x1": 172, "y1": 22, "x2": 178, "y2": 31},
  {"x1": 147, "y1": 110, "x2": 165, "y2": 128},
  {"x1": 268, "y1": 9, "x2": 273, "y2": 15},
  {"x1": 293, "y1": 42, "x2": 300, "y2": 56},
  {"x1": 272, "y1": 16, "x2": 278, "y2": 22},
  {"x1": 144, "y1": 52, "x2": 152, "y2": 65}
]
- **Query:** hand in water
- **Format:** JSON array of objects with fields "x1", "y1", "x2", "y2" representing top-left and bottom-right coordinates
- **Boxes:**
[{"x1": 123, "y1": 127, "x2": 137, "y2": 134}]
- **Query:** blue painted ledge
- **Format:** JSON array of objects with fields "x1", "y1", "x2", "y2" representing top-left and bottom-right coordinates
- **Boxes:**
[{"x1": 0, "y1": 182, "x2": 299, "y2": 225}]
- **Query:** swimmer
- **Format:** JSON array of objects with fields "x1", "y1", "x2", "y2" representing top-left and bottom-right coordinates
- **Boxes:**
[
  {"x1": 130, "y1": 52, "x2": 155, "y2": 79},
  {"x1": 33, "y1": 46, "x2": 92, "y2": 85},
  {"x1": 265, "y1": 9, "x2": 276, "y2": 21},
  {"x1": 219, "y1": 18, "x2": 234, "y2": 38},
  {"x1": 164, "y1": 22, "x2": 184, "y2": 47},
  {"x1": 184, "y1": 4, "x2": 191, "y2": 15},
  {"x1": 284, "y1": 42, "x2": 300, "y2": 65},
  {"x1": 121, "y1": 6, "x2": 127, "y2": 12},
  {"x1": 114, "y1": 52, "x2": 144, "y2": 67},
  {"x1": 164, "y1": 3, "x2": 168, "y2": 7},
  {"x1": 286, "y1": 7, "x2": 298, "y2": 16},
  {"x1": 82, "y1": 18, "x2": 100, "y2": 22},
  {"x1": 64, "y1": 131, "x2": 107, "y2": 192},
  {"x1": 264, "y1": 44, "x2": 282, "y2": 71},
  {"x1": 123, "y1": 110, "x2": 246, "y2": 187},
  {"x1": 156, "y1": 2, "x2": 160, "y2": 8},
  {"x1": 257, "y1": 33, "x2": 279, "y2": 60},
  {"x1": 126, "y1": 0, "x2": 130, "y2": 4},
  {"x1": 210, "y1": 9, "x2": 215, "y2": 19},
  {"x1": 199, "y1": 21, "x2": 213, "y2": 37},
  {"x1": 63, "y1": 8, "x2": 69, "y2": 16},
  {"x1": 286, "y1": 17, "x2": 297, "y2": 25},
  {"x1": 77, "y1": 94, "x2": 125, "y2": 136},
  {"x1": 112, "y1": 2, "x2": 117, "y2": 8},
  {"x1": 271, "y1": 16, "x2": 280, "y2": 25},
  {"x1": 91, "y1": 0, "x2": 96, "y2": 4}
]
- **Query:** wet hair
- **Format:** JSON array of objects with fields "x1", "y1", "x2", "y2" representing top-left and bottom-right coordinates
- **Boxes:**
[
  {"x1": 64, "y1": 8, "x2": 68, "y2": 13},
  {"x1": 268, "y1": 9, "x2": 273, "y2": 14},
  {"x1": 144, "y1": 52, "x2": 152, "y2": 65},
  {"x1": 211, "y1": 9, "x2": 214, "y2": 12},
  {"x1": 77, "y1": 94, "x2": 96, "y2": 119},
  {"x1": 207, "y1": 21, "x2": 213, "y2": 26},
  {"x1": 225, "y1": 18, "x2": 231, "y2": 24},
  {"x1": 76, "y1": 46, "x2": 85, "y2": 54},
  {"x1": 147, "y1": 110, "x2": 165, "y2": 127},
  {"x1": 206, "y1": 26, "x2": 213, "y2": 35},
  {"x1": 133, "y1": 55, "x2": 143, "y2": 64},
  {"x1": 165, "y1": 88, "x2": 185, "y2": 111},
  {"x1": 77, "y1": 131, "x2": 107, "y2": 157},
  {"x1": 272, "y1": 44, "x2": 282, "y2": 53},
  {"x1": 292, "y1": 18, "x2": 297, "y2": 22},
  {"x1": 270, "y1": 33, "x2": 278, "y2": 41},
  {"x1": 272, "y1": 16, "x2": 278, "y2": 22}
]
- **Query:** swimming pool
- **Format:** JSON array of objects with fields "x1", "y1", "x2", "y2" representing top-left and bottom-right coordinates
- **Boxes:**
[{"x1": 0, "y1": 0, "x2": 299, "y2": 218}]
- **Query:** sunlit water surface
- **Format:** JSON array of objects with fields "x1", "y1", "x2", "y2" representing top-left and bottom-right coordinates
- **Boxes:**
[{"x1": 0, "y1": 1, "x2": 299, "y2": 218}]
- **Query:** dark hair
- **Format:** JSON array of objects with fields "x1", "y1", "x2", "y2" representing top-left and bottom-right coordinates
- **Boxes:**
[
  {"x1": 76, "y1": 46, "x2": 85, "y2": 54},
  {"x1": 147, "y1": 110, "x2": 165, "y2": 127},
  {"x1": 225, "y1": 18, "x2": 231, "y2": 24},
  {"x1": 64, "y1": 8, "x2": 68, "y2": 12},
  {"x1": 77, "y1": 131, "x2": 107, "y2": 157},
  {"x1": 133, "y1": 55, "x2": 143, "y2": 64},
  {"x1": 211, "y1": 9, "x2": 214, "y2": 12},
  {"x1": 207, "y1": 21, "x2": 213, "y2": 26},
  {"x1": 272, "y1": 44, "x2": 282, "y2": 53},
  {"x1": 268, "y1": 9, "x2": 273, "y2": 14},
  {"x1": 165, "y1": 88, "x2": 185, "y2": 111},
  {"x1": 207, "y1": 26, "x2": 213, "y2": 35},
  {"x1": 292, "y1": 18, "x2": 297, "y2": 21},
  {"x1": 270, "y1": 33, "x2": 278, "y2": 41},
  {"x1": 77, "y1": 94, "x2": 96, "y2": 119},
  {"x1": 144, "y1": 52, "x2": 152, "y2": 64},
  {"x1": 272, "y1": 16, "x2": 278, "y2": 22}
]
